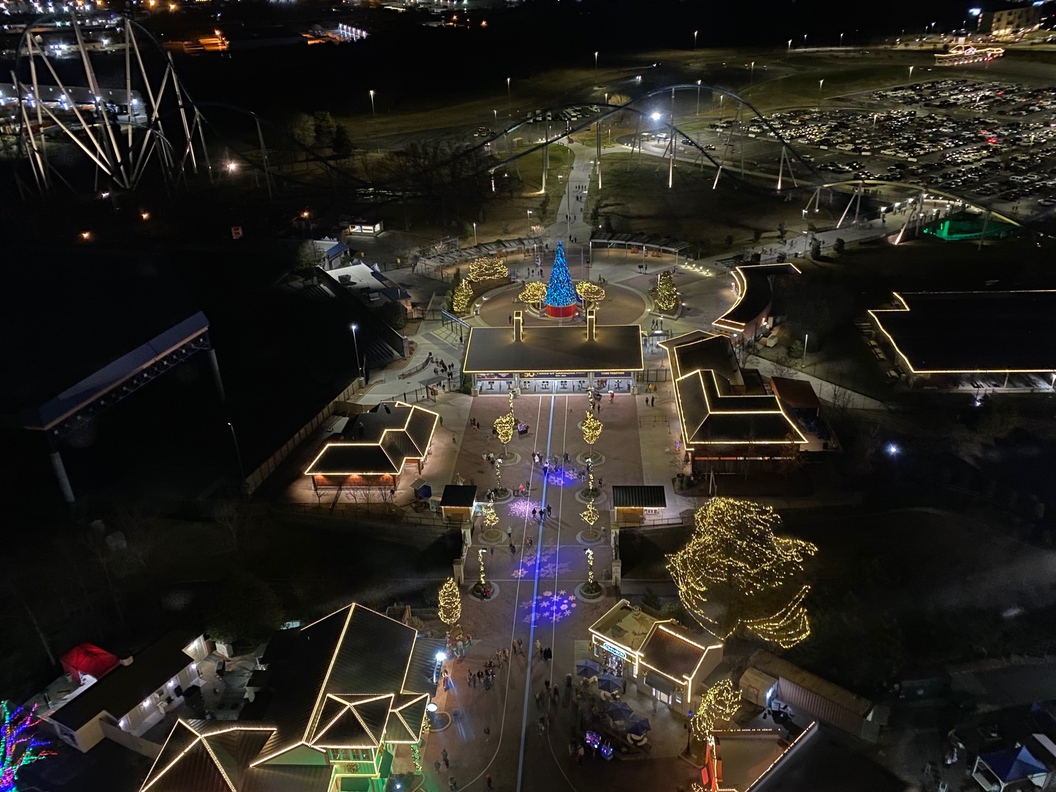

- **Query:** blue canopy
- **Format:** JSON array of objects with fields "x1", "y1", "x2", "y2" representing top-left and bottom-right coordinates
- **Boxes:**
[{"x1": 980, "y1": 746, "x2": 1048, "y2": 783}]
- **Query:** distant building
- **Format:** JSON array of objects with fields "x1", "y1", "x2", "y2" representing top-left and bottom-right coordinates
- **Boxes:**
[{"x1": 981, "y1": 3, "x2": 1043, "y2": 35}]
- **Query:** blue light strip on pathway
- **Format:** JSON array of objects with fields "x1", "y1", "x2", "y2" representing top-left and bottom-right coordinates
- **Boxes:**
[{"x1": 516, "y1": 394, "x2": 555, "y2": 792}]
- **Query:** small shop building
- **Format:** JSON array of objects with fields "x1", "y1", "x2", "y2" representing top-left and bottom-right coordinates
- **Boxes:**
[
  {"x1": 305, "y1": 401, "x2": 439, "y2": 490},
  {"x1": 439, "y1": 484, "x2": 478, "y2": 523},
  {"x1": 713, "y1": 263, "x2": 799, "y2": 342},
  {"x1": 462, "y1": 309, "x2": 643, "y2": 394},
  {"x1": 588, "y1": 600, "x2": 723, "y2": 716},
  {"x1": 611, "y1": 485, "x2": 668, "y2": 527}
]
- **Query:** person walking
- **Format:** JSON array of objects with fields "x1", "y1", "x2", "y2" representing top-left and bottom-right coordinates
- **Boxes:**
[
  {"x1": 434, "y1": 760, "x2": 442, "y2": 774},
  {"x1": 449, "y1": 776, "x2": 458, "y2": 791},
  {"x1": 442, "y1": 748, "x2": 449, "y2": 768},
  {"x1": 487, "y1": 774, "x2": 494, "y2": 790},
  {"x1": 546, "y1": 504, "x2": 552, "y2": 518},
  {"x1": 535, "y1": 639, "x2": 542, "y2": 657}
]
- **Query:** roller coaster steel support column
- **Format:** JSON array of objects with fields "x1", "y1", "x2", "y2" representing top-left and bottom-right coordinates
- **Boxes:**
[
  {"x1": 978, "y1": 208, "x2": 991, "y2": 251},
  {"x1": 712, "y1": 165, "x2": 723, "y2": 190},
  {"x1": 596, "y1": 119, "x2": 602, "y2": 190},
  {"x1": 542, "y1": 121, "x2": 549, "y2": 193},
  {"x1": 667, "y1": 88, "x2": 675, "y2": 189},
  {"x1": 254, "y1": 114, "x2": 273, "y2": 200},
  {"x1": 836, "y1": 181, "x2": 864, "y2": 229}
]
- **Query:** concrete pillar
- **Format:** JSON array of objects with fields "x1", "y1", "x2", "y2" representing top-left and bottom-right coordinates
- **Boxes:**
[
  {"x1": 453, "y1": 557, "x2": 465, "y2": 586},
  {"x1": 208, "y1": 348, "x2": 226, "y2": 404},
  {"x1": 49, "y1": 451, "x2": 75, "y2": 504},
  {"x1": 610, "y1": 526, "x2": 619, "y2": 550},
  {"x1": 461, "y1": 525, "x2": 472, "y2": 551},
  {"x1": 611, "y1": 558, "x2": 622, "y2": 593}
]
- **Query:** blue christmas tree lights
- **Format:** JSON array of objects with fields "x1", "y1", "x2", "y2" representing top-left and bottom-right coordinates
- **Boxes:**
[{"x1": 544, "y1": 241, "x2": 577, "y2": 307}]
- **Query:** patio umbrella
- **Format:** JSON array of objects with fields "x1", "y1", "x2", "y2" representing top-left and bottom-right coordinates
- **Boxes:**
[
  {"x1": 597, "y1": 674, "x2": 622, "y2": 693},
  {"x1": 605, "y1": 701, "x2": 633, "y2": 720},
  {"x1": 626, "y1": 716, "x2": 651, "y2": 735},
  {"x1": 576, "y1": 659, "x2": 601, "y2": 678}
]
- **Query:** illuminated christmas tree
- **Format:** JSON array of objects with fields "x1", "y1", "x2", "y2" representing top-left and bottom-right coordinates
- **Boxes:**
[
  {"x1": 452, "y1": 278, "x2": 474, "y2": 315},
  {"x1": 544, "y1": 241, "x2": 577, "y2": 317},
  {"x1": 0, "y1": 702, "x2": 54, "y2": 792},
  {"x1": 690, "y1": 679, "x2": 740, "y2": 746},
  {"x1": 667, "y1": 498, "x2": 817, "y2": 647},
  {"x1": 438, "y1": 578, "x2": 462, "y2": 626},
  {"x1": 655, "y1": 270, "x2": 678, "y2": 312}
]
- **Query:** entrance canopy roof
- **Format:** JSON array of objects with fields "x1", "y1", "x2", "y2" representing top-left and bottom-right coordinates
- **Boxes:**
[{"x1": 463, "y1": 323, "x2": 643, "y2": 374}]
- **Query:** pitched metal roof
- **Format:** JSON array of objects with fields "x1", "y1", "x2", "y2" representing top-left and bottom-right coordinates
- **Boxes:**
[
  {"x1": 612, "y1": 486, "x2": 667, "y2": 509},
  {"x1": 675, "y1": 368, "x2": 804, "y2": 446},
  {"x1": 305, "y1": 403, "x2": 439, "y2": 476},
  {"x1": 714, "y1": 263, "x2": 799, "y2": 331},
  {"x1": 639, "y1": 623, "x2": 719, "y2": 682},
  {"x1": 141, "y1": 721, "x2": 276, "y2": 792}
]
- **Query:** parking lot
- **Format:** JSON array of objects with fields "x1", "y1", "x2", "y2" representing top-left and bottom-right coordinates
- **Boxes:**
[{"x1": 704, "y1": 77, "x2": 1056, "y2": 218}]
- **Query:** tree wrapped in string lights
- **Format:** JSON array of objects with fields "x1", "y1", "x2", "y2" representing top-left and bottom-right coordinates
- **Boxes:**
[
  {"x1": 493, "y1": 392, "x2": 516, "y2": 461},
  {"x1": 654, "y1": 270, "x2": 678, "y2": 313},
  {"x1": 690, "y1": 679, "x2": 740, "y2": 749},
  {"x1": 666, "y1": 498, "x2": 817, "y2": 648},
  {"x1": 581, "y1": 411, "x2": 603, "y2": 464},
  {"x1": 438, "y1": 578, "x2": 462, "y2": 626},
  {"x1": 519, "y1": 281, "x2": 547, "y2": 308},
  {"x1": 544, "y1": 241, "x2": 577, "y2": 318},
  {"x1": 575, "y1": 280, "x2": 606, "y2": 309},
  {"x1": 0, "y1": 702, "x2": 54, "y2": 792},
  {"x1": 452, "y1": 278, "x2": 474, "y2": 316}
]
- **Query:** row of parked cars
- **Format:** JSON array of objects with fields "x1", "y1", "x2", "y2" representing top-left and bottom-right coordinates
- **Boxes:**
[{"x1": 524, "y1": 105, "x2": 600, "y2": 126}]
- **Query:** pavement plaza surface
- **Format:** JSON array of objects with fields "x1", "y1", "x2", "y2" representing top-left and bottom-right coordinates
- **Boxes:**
[{"x1": 414, "y1": 392, "x2": 711, "y2": 792}]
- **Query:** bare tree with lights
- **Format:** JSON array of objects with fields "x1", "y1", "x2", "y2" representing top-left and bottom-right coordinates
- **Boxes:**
[
  {"x1": 494, "y1": 392, "x2": 516, "y2": 461},
  {"x1": 667, "y1": 498, "x2": 817, "y2": 648},
  {"x1": 690, "y1": 679, "x2": 740, "y2": 753}
]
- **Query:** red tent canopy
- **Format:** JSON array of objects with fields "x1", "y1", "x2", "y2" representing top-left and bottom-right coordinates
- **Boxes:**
[{"x1": 60, "y1": 643, "x2": 119, "y2": 685}]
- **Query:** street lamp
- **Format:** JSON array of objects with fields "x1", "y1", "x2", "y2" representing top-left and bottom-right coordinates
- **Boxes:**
[
  {"x1": 693, "y1": 30, "x2": 698, "y2": 49},
  {"x1": 840, "y1": 31, "x2": 844, "y2": 46},
  {"x1": 818, "y1": 79, "x2": 824, "y2": 100},
  {"x1": 526, "y1": 209, "x2": 532, "y2": 234},
  {"x1": 473, "y1": 221, "x2": 478, "y2": 247},
  {"x1": 908, "y1": 66, "x2": 914, "y2": 81},
  {"x1": 369, "y1": 89, "x2": 376, "y2": 121},
  {"x1": 787, "y1": 38, "x2": 793, "y2": 54},
  {"x1": 506, "y1": 76, "x2": 511, "y2": 116},
  {"x1": 350, "y1": 323, "x2": 361, "y2": 377},
  {"x1": 594, "y1": 50, "x2": 599, "y2": 76},
  {"x1": 750, "y1": 61, "x2": 755, "y2": 85},
  {"x1": 696, "y1": 79, "x2": 702, "y2": 115}
]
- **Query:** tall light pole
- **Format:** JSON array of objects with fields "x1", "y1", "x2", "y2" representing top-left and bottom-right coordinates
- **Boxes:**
[
  {"x1": 803, "y1": 33, "x2": 807, "y2": 46},
  {"x1": 594, "y1": 50, "x2": 599, "y2": 76},
  {"x1": 369, "y1": 90, "x2": 378, "y2": 152},
  {"x1": 693, "y1": 30, "x2": 698, "y2": 49},
  {"x1": 840, "y1": 31, "x2": 844, "y2": 46},
  {"x1": 526, "y1": 209, "x2": 532, "y2": 234},
  {"x1": 473, "y1": 221, "x2": 478, "y2": 247},
  {"x1": 228, "y1": 421, "x2": 246, "y2": 489},
  {"x1": 506, "y1": 76, "x2": 511, "y2": 117},
  {"x1": 750, "y1": 61, "x2": 755, "y2": 85},
  {"x1": 787, "y1": 38, "x2": 793, "y2": 54},
  {"x1": 351, "y1": 323, "x2": 362, "y2": 377},
  {"x1": 696, "y1": 79, "x2": 702, "y2": 115},
  {"x1": 908, "y1": 65, "x2": 914, "y2": 81},
  {"x1": 818, "y1": 79, "x2": 824, "y2": 100}
]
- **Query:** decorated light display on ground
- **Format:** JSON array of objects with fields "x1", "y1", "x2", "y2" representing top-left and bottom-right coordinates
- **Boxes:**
[
  {"x1": 544, "y1": 241, "x2": 577, "y2": 317},
  {"x1": 438, "y1": 578, "x2": 462, "y2": 626},
  {"x1": 477, "y1": 548, "x2": 487, "y2": 587},
  {"x1": 0, "y1": 702, "x2": 54, "y2": 792},
  {"x1": 519, "y1": 281, "x2": 548, "y2": 306},
  {"x1": 468, "y1": 256, "x2": 509, "y2": 282},
  {"x1": 690, "y1": 679, "x2": 741, "y2": 745},
  {"x1": 523, "y1": 589, "x2": 578, "y2": 624},
  {"x1": 580, "y1": 500, "x2": 599, "y2": 527},
  {"x1": 452, "y1": 278, "x2": 474, "y2": 315},
  {"x1": 654, "y1": 269, "x2": 678, "y2": 313},
  {"x1": 666, "y1": 498, "x2": 817, "y2": 647},
  {"x1": 481, "y1": 502, "x2": 499, "y2": 529},
  {"x1": 582, "y1": 411, "x2": 603, "y2": 463},
  {"x1": 575, "y1": 280, "x2": 606, "y2": 307}
]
